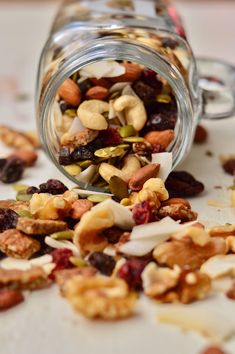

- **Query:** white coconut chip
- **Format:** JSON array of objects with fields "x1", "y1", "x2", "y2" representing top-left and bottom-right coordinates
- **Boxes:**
[
  {"x1": 103, "y1": 245, "x2": 117, "y2": 257},
  {"x1": 0, "y1": 255, "x2": 54, "y2": 273},
  {"x1": 119, "y1": 217, "x2": 197, "y2": 256},
  {"x1": 45, "y1": 236, "x2": 80, "y2": 256},
  {"x1": 122, "y1": 84, "x2": 139, "y2": 98},
  {"x1": 67, "y1": 116, "x2": 85, "y2": 136},
  {"x1": 151, "y1": 152, "x2": 172, "y2": 181},
  {"x1": 108, "y1": 100, "x2": 116, "y2": 120},
  {"x1": 75, "y1": 165, "x2": 97, "y2": 184},
  {"x1": 200, "y1": 254, "x2": 235, "y2": 279},
  {"x1": 93, "y1": 198, "x2": 134, "y2": 230},
  {"x1": 73, "y1": 188, "x2": 113, "y2": 198},
  {"x1": 79, "y1": 61, "x2": 125, "y2": 80},
  {"x1": 158, "y1": 306, "x2": 235, "y2": 343}
]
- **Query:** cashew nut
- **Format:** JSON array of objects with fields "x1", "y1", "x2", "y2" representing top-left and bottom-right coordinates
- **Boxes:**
[
  {"x1": 143, "y1": 178, "x2": 169, "y2": 201},
  {"x1": 99, "y1": 155, "x2": 141, "y2": 183},
  {"x1": 77, "y1": 100, "x2": 109, "y2": 130},
  {"x1": 113, "y1": 95, "x2": 147, "y2": 131}
]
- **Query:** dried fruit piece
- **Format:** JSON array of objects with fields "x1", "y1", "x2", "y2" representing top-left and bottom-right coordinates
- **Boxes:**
[
  {"x1": 50, "y1": 248, "x2": 73, "y2": 279},
  {"x1": 194, "y1": 125, "x2": 208, "y2": 144},
  {"x1": 98, "y1": 128, "x2": 122, "y2": 147},
  {"x1": 165, "y1": 171, "x2": 204, "y2": 197},
  {"x1": 222, "y1": 159, "x2": 235, "y2": 176},
  {"x1": 58, "y1": 147, "x2": 72, "y2": 165},
  {"x1": 0, "y1": 289, "x2": 24, "y2": 311},
  {"x1": 0, "y1": 208, "x2": 18, "y2": 232},
  {"x1": 0, "y1": 229, "x2": 40, "y2": 259},
  {"x1": 0, "y1": 158, "x2": 24, "y2": 183},
  {"x1": 117, "y1": 259, "x2": 147, "y2": 290},
  {"x1": 132, "y1": 201, "x2": 155, "y2": 225},
  {"x1": 39, "y1": 179, "x2": 68, "y2": 195},
  {"x1": 148, "y1": 112, "x2": 176, "y2": 131},
  {"x1": 88, "y1": 252, "x2": 116, "y2": 276},
  {"x1": 58, "y1": 78, "x2": 81, "y2": 106},
  {"x1": 133, "y1": 81, "x2": 156, "y2": 104}
]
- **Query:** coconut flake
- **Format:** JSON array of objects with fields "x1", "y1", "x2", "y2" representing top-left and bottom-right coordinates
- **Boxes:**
[
  {"x1": 151, "y1": 152, "x2": 172, "y2": 181},
  {"x1": 103, "y1": 245, "x2": 117, "y2": 257},
  {"x1": 158, "y1": 306, "x2": 235, "y2": 342},
  {"x1": 80, "y1": 61, "x2": 125, "y2": 80},
  {"x1": 75, "y1": 165, "x2": 97, "y2": 184},
  {"x1": 201, "y1": 254, "x2": 235, "y2": 279},
  {"x1": 93, "y1": 199, "x2": 134, "y2": 230},
  {"x1": 45, "y1": 236, "x2": 80, "y2": 256},
  {"x1": 109, "y1": 82, "x2": 130, "y2": 94},
  {"x1": 0, "y1": 254, "x2": 53, "y2": 272},
  {"x1": 67, "y1": 116, "x2": 85, "y2": 136},
  {"x1": 122, "y1": 84, "x2": 139, "y2": 98},
  {"x1": 119, "y1": 217, "x2": 197, "y2": 256}
]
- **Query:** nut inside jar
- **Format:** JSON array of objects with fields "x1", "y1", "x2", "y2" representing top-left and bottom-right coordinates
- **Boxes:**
[{"x1": 52, "y1": 59, "x2": 179, "y2": 191}]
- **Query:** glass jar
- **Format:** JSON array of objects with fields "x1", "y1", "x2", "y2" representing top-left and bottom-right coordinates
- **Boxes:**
[{"x1": 36, "y1": 0, "x2": 235, "y2": 191}]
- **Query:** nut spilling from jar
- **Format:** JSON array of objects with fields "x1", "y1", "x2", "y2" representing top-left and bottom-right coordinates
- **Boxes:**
[{"x1": 54, "y1": 60, "x2": 178, "y2": 190}]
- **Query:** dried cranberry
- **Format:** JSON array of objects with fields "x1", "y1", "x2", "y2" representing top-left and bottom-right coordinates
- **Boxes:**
[
  {"x1": 0, "y1": 158, "x2": 24, "y2": 183},
  {"x1": 165, "y1": 171, "x2": 204, "y2": 198},
  {"x1": 103, "y1": 227, "x2": 124, "y2": 244},
  {"x1": 132, "y1": 201, "x2": 153, "y2": 225},
  {"x1": 50, "y1": 248, "x2": 73, "y2": 279},
  {"x1": 71, "y1": 146, "x2": 94, "y2": 162},
  {"x1": 39, "y1": 179, "x2": 68, "y2": 195},
  {"x1": 58, "y1": 147, "x2": 72, "y2": 166},
  {"x1": 88, "y1": 252, "x2": 116, "y2": 276},
  {"x1": 133, "y1": 81, "x2": 156, "y2": 105},
  {"x1": 141, "y1": 68, "x2": 163, "y2": 92},
  {"x1": 98, "y1": 128, "x2": 121, "y2": 147},
  {"x1": 0, "y1": 158, "x2": 7, "y2": 169},
  {"x1": 117, "y1": 259, "x2": 147, "y2": 290},
  {"x1": 0, "y1": 208, "x2": 18, "y2": 232},
  {"x1": 149, "y1": 112, "x2": 176, "y2": 131},
  {"x1": 222, "y1": 159, "x2": 235, "y2": 176},
  {"x1": 194, "y1": 125, "x2": 208, "y2": 144},
  {"x1": 26, "y1": 186, "x2": 40, "y2": 195}
]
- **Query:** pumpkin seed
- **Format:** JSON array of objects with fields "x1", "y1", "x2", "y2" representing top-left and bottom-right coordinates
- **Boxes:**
[
  {"x1": 50, "y1": 230, "x2": 74, "y2": 240},
  {"x1": 87, "y1": 194, "x2": 111, "y2": 203},
  {"x1": 78, "y1": 160, "x2": 92, "y2": 169},
  {"x1": 64, "y1": 164, "x2": 81, "y2": 176},
  {"x1": 123, "y1": 137, "x2": 144, "y2": 143},
  {"x1": 116, "y1": 144, "x2": 130, "y2": 150},
  {"x1": 69, "y1": 257, "x2": 87, "y2": 268},
  {"x1": 119, "y1": 125, "x2": 135, "y2": 138},
  {"x1": 16, "y1": 192, "x2": 32, "y2": 202},
  {"x1": 94, "y1": 146, "x2": 125, "y2": 158},
  {"x1": 109, "y1": 176, "x2": 129, "y2": 201},
  {"x1": 17, "y1": 210, "x2": 33, "y2": 218},
  {"x1": 64, "y1": 109, "x2": 77, "y2": 118},
  {"x1": 12, "y1": 184, "x2": 29, "y2": 192},
  {"x1": 156, "y1": 94, "x2": 172, "y2": 103}
]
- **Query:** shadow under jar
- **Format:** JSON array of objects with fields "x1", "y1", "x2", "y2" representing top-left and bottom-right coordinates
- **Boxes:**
[{"x1": 36, "y1": 0, "x2": 231, "y2": 192}]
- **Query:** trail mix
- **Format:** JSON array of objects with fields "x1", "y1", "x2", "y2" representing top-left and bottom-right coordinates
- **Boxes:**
[{"x1": 54, "y1": 60, "x2": 178, "y2": 189}]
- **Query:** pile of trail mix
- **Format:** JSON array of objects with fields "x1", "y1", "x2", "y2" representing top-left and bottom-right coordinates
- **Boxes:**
[{"x1": 54, "y1": 60, "x2": 179, "y2": 187}]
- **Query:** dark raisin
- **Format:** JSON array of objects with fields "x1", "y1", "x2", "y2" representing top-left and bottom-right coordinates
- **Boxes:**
[
  {"x1": 71, "y1": 146, "x2": 94, "y2": 162},
  {"x1": 161, "y1": 37, "x2": 178, "y2": 49},
  {"x1": 98, "y1": 128, "x2": 121, "y2": 147},
  {"x1": 222, "y1": 159, "x2": 235, "y2": 176},
  {"x1": 26, "y1": 186, "x2": 40, "y2": 195},
  {"x1": 50, "y1": 248, "x2": 73, "y2": 279},
  {"x1": 0, "y1": 158, "x2": 7, "y2": 169},
  {"x1": 39, "y1": 179, "x2": 68, "y2": 195},
  {"x1": 194, "y1": 125, "x2": 208, "y2": 144},
  {"x1": 59, "y1": 100, "x2": 74, "y2": 113},
  {"x1": 141, "y1": 68, "x2": 163, "y2": 92},
  {"x1": 133, "y1": 81, "x2": 156, "y2": 105},
  {"x1": 103, "y1": 227, "x2": 124, "y2": 244},
  {"x1": 0, "y1": 208, "x2": 18, "y2": 232},
  {"x1": 88, "y1": 252, "x2": 116, "y2": 276},
  {"x1": 79, "y1": 79, "x2": 92, "y2": 94},
  {"x1": 132, "y1": 201, "x2": 154, "y2": 225},
  {"x1": 0, "y1": 158, "x2": 24, "y2": 183},
  {"x1": 58, "y1": 147, "x2": 72, "y2": 166},
  {"x1": 165, "y1": 171, "x2": 204, "y2": 198},
  {"x1": 117, "y1": 259, "x2": 148, "y2": 290},
  {"x1": 149, "y1": 112, "x2": 176, "y2": 131}
]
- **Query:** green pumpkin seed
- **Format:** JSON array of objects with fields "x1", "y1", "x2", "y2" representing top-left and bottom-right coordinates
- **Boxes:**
[
  {"x1": 123, "y1": 137, "x2": 145, "y2": 143},
  {"x1": 64, "y1": 164, "x2": 81, "y2": 176},
  {"x1": 69, "y1": 257, "x2": 87, "y2": 268},
  {"x1": 109, "y1": 176, "x2": 129, "y2": 201},
  {"x1": 119, "y1": 125, "x2": 135, "y2": 138},
  {"x1": 116, "y1": 144, "x2": 130, "y2": 150},
  {"x1": 50, "y1": 230, "x2": 74, "y2": 240},
  {"x1": 156, "y1": 94, "x2": 172, "y2": 103},
  {"x1": 64, "y1": 109, "x2": 77, "y2": 118},
  {"x1": 87, "y1": 194, "x2": 111, "y2": 203},
  {"x1": 94, "y1": 146, "x2": 125, "y2": 158},
  {"x1": 17, "y1": 210, "x2": 33, "y2": 218},
  {"x1": 16, "y1": 192, "x2": 32, "y2": 202},
  {"x1": 12, "y1": 184, "x2": 29, "y2": 192},
  {"x1": 78, "y1": 160, "x2": 92, "y2": 169}
]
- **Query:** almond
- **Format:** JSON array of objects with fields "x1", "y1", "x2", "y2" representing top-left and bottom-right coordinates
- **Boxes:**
[
  {"x1": 128, "y1": 163, "x2": 160, "y2": 191},
  {"x1": 58, "y1": 78, "x2": 81, "y2": 106},
  {"x1": 162, "y1": 198, "x2": 191, "y2": 208},
  {"x1": 111, "y1": 63, "x2": 142, "y2": 82},
  {"x1": 8, "y1": 149, "x2": 38, "y2": 167},
  {"x1": 144, "y1": 130, "x2": 174, "y2": 149},
  {"x1": 90, "y1": 78, "x2": 112, "y2": 89},
  {"x1": 85, "y1": 86, "x2": 108, "y2": 100}
]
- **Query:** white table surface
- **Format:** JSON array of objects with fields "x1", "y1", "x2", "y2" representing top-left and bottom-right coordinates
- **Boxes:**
[{"x1": 0, "y1": 1, "x2": 235, "y2": 354}]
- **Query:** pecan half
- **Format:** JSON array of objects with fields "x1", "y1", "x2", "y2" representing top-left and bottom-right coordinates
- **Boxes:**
[
  {"x1": 0, "y1": 200, "x2": 29, "y2": 213},
  {"x1": 158, "y1": 203, "x2": 197, "y2": 222}
]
